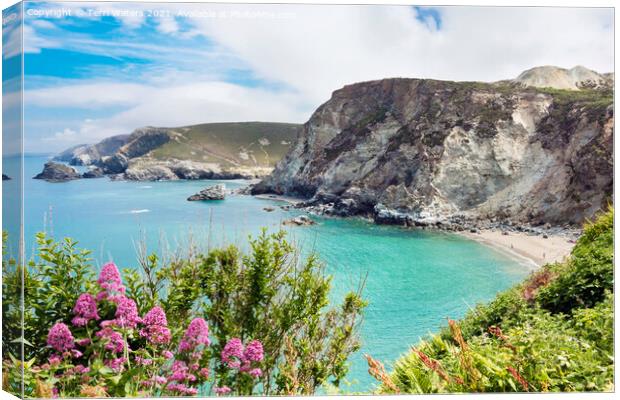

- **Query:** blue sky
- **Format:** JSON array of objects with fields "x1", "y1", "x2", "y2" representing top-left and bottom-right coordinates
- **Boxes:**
[{"x1": 3, "y1": 2, "x2": 614, "y2": 153}]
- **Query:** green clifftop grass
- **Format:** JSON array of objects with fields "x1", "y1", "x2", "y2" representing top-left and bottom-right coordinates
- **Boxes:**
[
  {"x1": 149, "y1": 122, "x2": 300, "y2": 167},
  {"x1": 378, "y1": 208, "x2": 613, "y2": 393}
]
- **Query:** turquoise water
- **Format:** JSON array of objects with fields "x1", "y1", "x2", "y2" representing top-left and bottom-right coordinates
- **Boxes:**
[{"x1": 3, "y1": 155, "x2": 530, "y2": 392}]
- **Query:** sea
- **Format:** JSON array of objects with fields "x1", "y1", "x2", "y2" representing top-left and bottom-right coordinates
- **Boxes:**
[{"x1": 2, "y1": 155, "x2": 531, "y2": 392}]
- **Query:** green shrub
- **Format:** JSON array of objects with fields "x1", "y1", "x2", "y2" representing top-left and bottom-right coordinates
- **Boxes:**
[
  {"x1": 2, "y1": 229, "x2": 366, "y2": 397},
  {"x1": 537, "y1": 208, "x2": 614, "y2": 313},
  {"x1": 381, "y1": 209, "x2": 614, "y2": 394}
]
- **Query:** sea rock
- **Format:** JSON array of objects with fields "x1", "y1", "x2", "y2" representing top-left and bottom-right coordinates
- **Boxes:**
[
  {"x1": 82, "y1": 167, "x2": 104, "y2": 179},
  {"x1": 283, "y1": 215, "x2": 316, "y2": 226},
  {"x1": 187, "y1": 184, "x2": 226, "y2": 201},
  {"x1": 34, "y1": 162, "x2": 81, "y2": 182},
  {"x1": 263, "y1": 207, "x2": 275, "y2": 212}
]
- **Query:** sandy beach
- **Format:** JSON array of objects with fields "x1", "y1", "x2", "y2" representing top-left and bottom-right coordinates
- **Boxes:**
[{"x1": 461, "y1": 230, "x2": 576, "y2": 268}]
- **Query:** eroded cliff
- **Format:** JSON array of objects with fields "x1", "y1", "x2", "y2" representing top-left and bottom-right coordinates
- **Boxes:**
[{"x1": 253, "y1": 78, "x2": 613, "y2": 226}]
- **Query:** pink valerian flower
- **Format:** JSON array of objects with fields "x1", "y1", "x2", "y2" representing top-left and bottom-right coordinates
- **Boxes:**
[
  {"x1": 141, "y1": 306, "x2": 167, "y2": 327},
  {"x1": 114, "y1": 296, "x2": 141, "y2": 328},
  {"x1": 152, "y1": 376, "x2": 167, "y2": 385},
  {"x1": 248, "y1": 368, "x2": 262, "y2": 378},
  {"x1": 178, "y1": 318, "x2": 210, "y2": 353},
  {"x1": 105, "y1": 357, "x2": 126, "y2": 372},
  {"x1": 71, "y1": 349, "x2": 83, "y2": 358},
  {"x1": 47, "y1": 323, "x2": 75, "y2": 352},
  {"x1": 48, "y1": 354, "x2": 62, "y2": 366},
  {"x1": 199, "y1": 368, "x2": 210, "y2": 379},
  {"x1": 76, "y1": 338, "x2": 91, "y2": 347},
  {"x1": 168, "y1": 360, "x2": 196, "y2": 383},
  {"x1": 134, "y1": 356, "x2": 153, "y2": 366},
  {"x1": 167, "y1": 383, "x2": 198, "y2": 396},
  {"x1": 100, "y1": 297, "x2": 141, "y2": 329},
  {"x1": 221, "y1": 338, "x2": 244, "y2": 369},
  {"x1": 96, "y1": 327, "x2": 125, "y2": 353},
  {"x1": 214, "y1": 386, "x2": 231, "y2": 395},
  {"x1": 97, "y1": 262, "x2": 125, "y2": 293},
  {"x1": 244, "y1": 340, "x2": 264, "y2": 362},
  {"x1": 71, "y1": 293, "x2": 100, "y2": 327},
  {"x1": 222, "y1": 338, "x2": 265, "y2": 376},
  {"x1": 162, "y1": 350, "x2": 174, "y2": 359},
  {"x1": 185, "y1": 387, "x2": 198, "y2": 395},
  {"x1": 73, "y1": 365, "x2": 90, "y2": 374},
  {"x1": 139, "y1": 306, "x2": 171, "y2": 345}
]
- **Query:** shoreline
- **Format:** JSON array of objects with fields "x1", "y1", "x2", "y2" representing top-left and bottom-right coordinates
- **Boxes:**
[
  {"x1": 254, "y1": 193, "x2": 305, "y2": 205},
  {"x1": 459, "y1": 229, "x2": 576, "y2": 268}
]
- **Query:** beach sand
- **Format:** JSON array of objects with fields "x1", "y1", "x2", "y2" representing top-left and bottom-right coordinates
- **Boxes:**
[{"x1": 461, "y1": 230, "x2": 576, "y2": 267}]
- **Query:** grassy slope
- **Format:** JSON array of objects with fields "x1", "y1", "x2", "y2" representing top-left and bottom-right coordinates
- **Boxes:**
[
  {"x1": 378, "y1": 208, "x2": 613, "y2": 393},
  {"x1": 149, "y1": 122, "x2": 301, "y2": 168}
]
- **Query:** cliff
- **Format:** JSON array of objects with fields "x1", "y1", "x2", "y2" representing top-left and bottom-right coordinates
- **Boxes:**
[
  {"x1": 55, "y1": 122, "x2": 301, "y2": 181},
  {"x1": 253, "y1": 71, "x2": 613, "y2": 226}
]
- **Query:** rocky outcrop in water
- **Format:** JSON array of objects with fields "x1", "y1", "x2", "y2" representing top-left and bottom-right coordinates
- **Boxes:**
[
  {"x1": 283, "y1": 215, "x2": 316, "y2": 226},
  {"x1": 82, "y1": 167, "x2": 104, "y2": 179},
  {"x1": 187, "y1": 183, "x2": 226, "y2": 201},
  {"x1": 187, "y1": 184, "x2": 227, "y2": 201},
  {"x1": 34, "y1": 162, "x2": 81, "y2": 182},
  {"x1": 253, "y1": 67, "x2": 613, "y2": 227}
]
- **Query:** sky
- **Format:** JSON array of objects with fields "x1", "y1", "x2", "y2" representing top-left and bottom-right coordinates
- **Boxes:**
[{"x1": 2, "y1": 2, "x2": 615, "y2": 153}]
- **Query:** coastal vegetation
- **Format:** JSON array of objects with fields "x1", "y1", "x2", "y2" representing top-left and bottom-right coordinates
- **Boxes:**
[
  {"x1": 367, "y1": 208, "x2": 614, "y2": 393},
  {"x1": 2, "y1": 230, "x2": 366, "y2": 397}
]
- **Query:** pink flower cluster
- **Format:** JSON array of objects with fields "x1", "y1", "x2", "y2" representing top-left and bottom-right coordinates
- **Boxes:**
[
  {"x1": 214, "y1": 386, "x2": 231, "y2": 395},
  {"x1": 47, "y1": 323, "x2": 75, "y2": 352},
  {"x1": 221, "y1": 338, "x2": 264, "y2": 378},
  {"x1": 105, "y1": 357, "x2": 126, "y2": 372},
  {"x1": 44, "y1": 262, "x2": 272, "y2": 397},
  {"x1": 96, "y1": 327, "x2": 125, "y2": 353},
  {"x1": 100, "y1": 296, "x2": 141, "y2": 329},
  {"x1": 140, "y1": 306, "x2": 171, "y2": 345},
  {"x1": 168, "y1": 360, "x2": 196, "y2": 383},
  {"x1": 178, "y1": 318, "x2": 210, "y2": 353},
  {"x1": 167, "y1": 383, "x2": 199, "y2": 396},
  {"x1": 96, "y1": 262, "x2": 126, "y2": 301},
  {"x1": 72, "y1": 293, "x2": 100, "y2": 327}
]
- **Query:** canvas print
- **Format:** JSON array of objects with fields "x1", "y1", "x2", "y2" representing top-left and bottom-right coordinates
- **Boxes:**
[{"x1": 1, "y1": 1, "x2": 614, "y2": 398}]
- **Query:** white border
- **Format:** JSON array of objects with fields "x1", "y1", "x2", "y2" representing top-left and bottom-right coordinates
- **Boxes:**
[{"x1": 0, "y1": 1, "x2": 616, "y2": 400}]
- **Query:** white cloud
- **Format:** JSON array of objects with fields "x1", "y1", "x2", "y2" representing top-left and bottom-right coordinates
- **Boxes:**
[
  {"x1": 184, "y1": 4, "x2": 613, "y2": 104},
  {"x1": 43, "y1": 128, "x2": 78, "y2": 142},
  {"x1": 25, "y1": 78, "x2": 310, "y2": 148},
  {"x1": 157, "y1": 16, "x2": 180, "y2": 34}
]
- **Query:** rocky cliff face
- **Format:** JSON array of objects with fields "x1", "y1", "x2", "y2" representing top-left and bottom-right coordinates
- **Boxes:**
[
  {"x1": 253, "y1": 76, "x2": 613, "y2": 226},
  {"x1": 55, "y1": 134, "x2": 130, "y2": 166}
]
